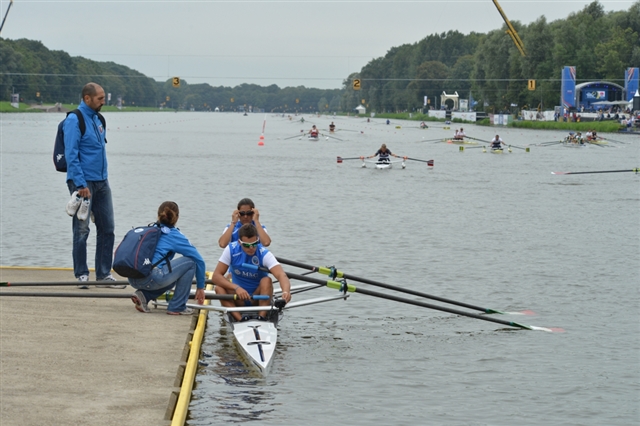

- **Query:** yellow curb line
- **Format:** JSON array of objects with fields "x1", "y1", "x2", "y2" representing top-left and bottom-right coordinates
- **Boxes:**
[{"x1": 170, "y1": 272, "x2": 212, "y2": 426}]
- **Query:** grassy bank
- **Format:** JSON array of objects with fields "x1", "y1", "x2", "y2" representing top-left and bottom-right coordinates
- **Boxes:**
[
  {"x1": 508, "y1": 120, "x2": 623, "y2": 133},
  {"x1": 0, "y1": 102, "x2": 38, "y2": 112},
  {"x1": 361, "y1": 111, "x2": 626, "y2": 133},
  {"x1": 0, "y1": 101, "x2": 176, "y2": 113}
]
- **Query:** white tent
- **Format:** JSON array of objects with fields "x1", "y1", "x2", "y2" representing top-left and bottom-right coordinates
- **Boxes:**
[{"x1": 355, "y1": 105, "x2": 366, "y2": 114}]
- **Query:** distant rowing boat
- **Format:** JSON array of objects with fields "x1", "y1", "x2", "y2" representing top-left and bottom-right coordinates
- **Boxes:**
[{"x1": 361, "y1": 158, "x2": 406, "y2": 169}]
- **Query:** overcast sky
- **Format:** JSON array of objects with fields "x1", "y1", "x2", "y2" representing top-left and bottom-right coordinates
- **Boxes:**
[{"x1": 0, "y1": 0, "x2": 634, "y2": 89}]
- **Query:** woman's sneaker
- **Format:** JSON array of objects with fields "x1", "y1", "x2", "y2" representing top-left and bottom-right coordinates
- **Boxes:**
[
  {"x1": 131, "y1": 290, "x2": 150, "y2": 313},
  {"x1": 96, "y1": 274, "x2": 126, "y2": 289},
  {"x1": 77, "y1": 274, "x2": 90, "y2": 289},
  {"x1": 66, "y1": 192, "x2": 82, "y2": 216},
  {"x1": 76, "y1": 198, "x2": 91, "y2": 221},
  {"x1": 167, "y1": 308, "x2": 195, "y2": 316}
]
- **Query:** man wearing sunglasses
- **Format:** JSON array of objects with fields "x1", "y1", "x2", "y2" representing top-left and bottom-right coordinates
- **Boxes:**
[
  {"x1": 212, "y1": 224, "x2": 292, "y2": 321},
  {"x1": 218, "y1": 198, "x2": 271, "y2": 248}
]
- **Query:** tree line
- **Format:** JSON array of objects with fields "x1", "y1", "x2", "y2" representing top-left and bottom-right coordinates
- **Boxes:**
[
  {"x1": 0, "y1": 1, "x2": 637, "y2": 113},
  {"x1": 344, "y1": 1, "x2": 639, "y2": 113}
]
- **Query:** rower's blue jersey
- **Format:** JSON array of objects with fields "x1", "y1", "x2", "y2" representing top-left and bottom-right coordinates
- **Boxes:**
[
  {"x1": 228, "y1": 242, "x2": 270, "y2": 293},
  {"x1": 223, "y1": 221, "x2": 268, "y2": 245}
]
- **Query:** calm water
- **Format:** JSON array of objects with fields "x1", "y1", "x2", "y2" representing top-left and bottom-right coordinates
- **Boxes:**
[{"x1": 1, "y1": 112, "x2": 639, "y2": 425}]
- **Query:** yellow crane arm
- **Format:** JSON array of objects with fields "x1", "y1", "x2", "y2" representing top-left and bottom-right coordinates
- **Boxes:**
[{"x1": 492, "y1": 0, "x2": 526, "y2": 56}]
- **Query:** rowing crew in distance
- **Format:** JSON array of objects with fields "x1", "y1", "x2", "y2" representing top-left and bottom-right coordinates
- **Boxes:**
[{"x1": 337, "y1": 143, "x2": 434, "y2": 168}]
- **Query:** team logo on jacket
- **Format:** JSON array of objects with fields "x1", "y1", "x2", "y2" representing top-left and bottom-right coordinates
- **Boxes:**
[{"x1": 252, "y1": 256, "x2": 259, "y2": 265}]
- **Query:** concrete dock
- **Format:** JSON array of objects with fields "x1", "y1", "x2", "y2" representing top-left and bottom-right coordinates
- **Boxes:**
[{"x1": 0, "y1": 268, "x2": 198, "y2": 426}]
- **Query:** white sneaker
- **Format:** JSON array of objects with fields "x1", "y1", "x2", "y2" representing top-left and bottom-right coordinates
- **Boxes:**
[
  {"x1": 96, "y1": 274, "x2": 127, "y2": 289},
  {"x1": 66, "y1": 191, "x2": 82, "y2": 216},
  {"x1": 77, "y1": 274, "x2": 90, "y2": 289},
  {"x1": 76, "y1": 198, "x2": 90, "y2": 221}
]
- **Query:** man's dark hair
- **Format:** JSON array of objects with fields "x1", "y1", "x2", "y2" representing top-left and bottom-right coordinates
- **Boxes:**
[{"x1": 238, "y1": 223, "x2": 258, "y2": 240}]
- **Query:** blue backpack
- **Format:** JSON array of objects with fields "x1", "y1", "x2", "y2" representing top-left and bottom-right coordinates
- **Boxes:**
[
  {"x1": 53, "y1": 109, "x2": 106, "y2": 172},
  {"x1": 113, "y1": 223, "x2": 172, "y2": 279}
]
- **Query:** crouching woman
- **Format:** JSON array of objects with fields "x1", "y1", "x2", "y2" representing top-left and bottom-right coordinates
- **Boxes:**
[{"x1": 129, "y1": 201, "x2": 206, "y2": 315}]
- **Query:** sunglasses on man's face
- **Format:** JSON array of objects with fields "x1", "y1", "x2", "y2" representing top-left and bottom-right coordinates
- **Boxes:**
[
  {"x1": 239, "y1": 239, "x2": 259, "y2": 248},
  {"x1": 238, "y1": 211, "x2": 254, "y2": 217}
]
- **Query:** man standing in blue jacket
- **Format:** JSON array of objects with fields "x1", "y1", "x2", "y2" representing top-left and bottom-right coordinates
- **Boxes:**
[{"x1": 65, "y1": 82, "x2": 122, "y2": 289}]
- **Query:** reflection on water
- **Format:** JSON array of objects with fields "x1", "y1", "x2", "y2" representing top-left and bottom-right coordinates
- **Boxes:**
[{"x1": 188, "y1": 315, "x2": 278, "y2": 424}]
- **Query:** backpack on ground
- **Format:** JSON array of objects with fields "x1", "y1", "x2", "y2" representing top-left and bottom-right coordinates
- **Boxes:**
[
  {"x1": 53, "y1": 109, "x2": 106, "y2": 172},
  {"x1": 113, "y1": 223, "x2": 172, "y2": 279}
]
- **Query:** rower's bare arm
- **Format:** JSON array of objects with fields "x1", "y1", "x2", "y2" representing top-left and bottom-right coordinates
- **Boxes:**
[
  {"x1": 212, "y1": 262, "x2": 232, "y2": 290},
  {"x1": 270, "y1": 264, "x2": 291, "y2": 303},
  {"x1": 218, "y1": 211, "x2": 239, "y2": 248},
  {"x1": 255, "y1": 224, "x2": 271, "y2": 246}
]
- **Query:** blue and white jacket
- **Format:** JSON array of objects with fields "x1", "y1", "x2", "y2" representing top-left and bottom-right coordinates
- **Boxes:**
[
  {"x1": 64, "y1": 101, "x2": 108, "y2": 188},
  {"x1": 154, "y1": 226, "x2": 206, "y2": 289}
]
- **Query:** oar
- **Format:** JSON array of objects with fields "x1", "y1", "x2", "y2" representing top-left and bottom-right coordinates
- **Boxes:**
[
  {"x1": 600, "y1": 137, "x2": 627, "y2": 144},
  {"x1": 321, "y1": 132, "x2": 343, "y2": 141},
  {"x1": 419, "y1": 137, "x2": 445, "y2": 143},
  {"x1": 0, "y1": 291, "x2": 267, "y2": 300},
  {"x1": 509, "y1": 144, "x2": 530, "y2": 152},
  {"x1": 337, "y1": 156, "x2": 363, "y2": 163},
  {"x1": 466, "y1": 136, "x2": 491, "y2": 144},
  {"x1": 284, "y1": 131, "x2": 305, "y2": 140},
  {"x1": 272, "y1": 270, "x2": 559, "y2": 332},
  {"x1": 552, "y1": 168, "x2": 639, "y2": 175},
  {"x1": 275, "y1": 258, "x2": 529, "y2": 316},
  {"x1": 404, "y1": 157, "x2": 434, "y2": 166},
  {"x1": 534, "y1": 141, "x2": 563, "y2": 147},
  {"x1": 0, "y1": 279, "x2": 214, "y2": 287}
]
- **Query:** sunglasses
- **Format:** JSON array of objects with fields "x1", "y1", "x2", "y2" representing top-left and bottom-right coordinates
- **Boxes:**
[
  {"x1": 238, "y1": 211, "x2": 254, "y2": 217},
  {"x1": 239, "y1": 239, "x2": 259, "y2": 248}
]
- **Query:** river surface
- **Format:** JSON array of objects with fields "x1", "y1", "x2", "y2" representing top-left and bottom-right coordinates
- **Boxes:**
[{"x1": 1, "y1": 112, "x2": 638, "y2": 425}]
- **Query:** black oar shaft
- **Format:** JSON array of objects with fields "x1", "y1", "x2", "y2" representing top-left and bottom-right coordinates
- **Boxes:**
[
  {"x1": 276, "y1": 257, "x2": 492, "y2": 314},
  {"x1": 1, "y1": 279, "x2": 214, "y2": 287},
  {"x1": 566, "y1": 169, "x2": 639, "y2": 175},
  {"x1": 0, "y1": 291, "x2": 258, "y2": 300},
  {"x1": 283, "y1": 272, "x2": 529, "y2": 330},
  {"x1": 405, "y1": 157, "x2": 432, "y2": 163}
]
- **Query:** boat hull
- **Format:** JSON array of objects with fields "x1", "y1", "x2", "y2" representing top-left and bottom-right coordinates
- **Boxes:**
[{"x1": 226, "y1": 313, "x2": 279, "y2": 375}]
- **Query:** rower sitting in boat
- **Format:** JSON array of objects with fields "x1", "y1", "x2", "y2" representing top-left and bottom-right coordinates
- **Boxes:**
[
  {"x1": 420, "y1": 121, "x2": 428, "y2": 129},
  {"x1": 490, "y1": 135, "x2": 506, "y2": 150},
  {"x1": 575, "y1": 132, "x2": 585, "y2": 145},
  {"x1": 212, "y1": 224, "x2": 292, "y2": 321},
  {"x1": 308, "y1": 125, "x2": 319, "y2": 137},
  {"x1": 453, "y1": 128, "x2": 466, "y2": 140},
  {"x1": 366, "y1": 143, "x2": 402, "y2": 163},
  {"x1": 565, "y1": 132, "x2": 577, "y2": 144},
  {"x1": 329, "y1": 122, "x2": 336, "y2": 132},
  {"x1": 218, "y1": 197, "x2": 270, "y2": 248}
]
